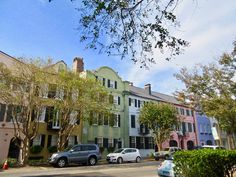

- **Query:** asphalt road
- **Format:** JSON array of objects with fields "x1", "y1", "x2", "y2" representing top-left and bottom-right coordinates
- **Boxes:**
[{"x1": 0, "y1": 161, "x2": 161, "y2": 177}]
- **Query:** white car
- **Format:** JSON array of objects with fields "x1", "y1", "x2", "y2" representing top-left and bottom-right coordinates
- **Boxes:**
[
  {"x1": 202, "y1": 145, "x2": 226, "y2": 150},
  {"x1": 157, "y1": 157, "x2": 175, "y2": 177},
  {"x1": 106, "y1": 148, "x2": 141, "y2": 164}
]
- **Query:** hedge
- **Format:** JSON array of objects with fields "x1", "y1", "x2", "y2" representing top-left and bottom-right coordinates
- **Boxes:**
[{"x1": 173, "y1": 149, "x2": 236, "y2": 177}]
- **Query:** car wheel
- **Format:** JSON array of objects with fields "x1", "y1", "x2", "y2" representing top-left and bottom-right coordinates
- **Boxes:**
[
  {"x1": 136, "y1": 156, "x2": 141, "y2": 163},
  {"x1": 57, "y1": 158, "x2": 67, "y2": 168},
  {"x1": 88, "y1": 156, "x2": 97, "y2": 166},
  {"x1": 117, "y1": 157, "x2": 123, "y2": 164},
  {"x1": 155, "y1": 157, "x2": 159, "y2": 161}
]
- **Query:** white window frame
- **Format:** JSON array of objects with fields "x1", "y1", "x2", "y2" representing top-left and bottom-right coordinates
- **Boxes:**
[
  {"x1": 52, "y1": 111, "x2": 60, "y2": 129},
  {"x1": 113, "y1": 114, "x2": 119, "y2": 127},
  {"x1": 108, "y1": 138, "x2": 113, "y2": 147},
  {"x1": 97, "y1": 137, "x2": 103, "y2": 147},
  {"x1": 39, "y1": 107, "x2": 46, "y2": 122}
]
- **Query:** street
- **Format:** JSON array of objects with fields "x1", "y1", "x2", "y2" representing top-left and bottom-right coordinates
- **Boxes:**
[{"x1": 0, "y1": 161, "x2": 160, "y2": 177}]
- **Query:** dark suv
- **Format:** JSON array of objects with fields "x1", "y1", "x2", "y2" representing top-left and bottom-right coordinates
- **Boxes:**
[{"x1": 48, "y1": 144, "x2": 101, "y2": 167}]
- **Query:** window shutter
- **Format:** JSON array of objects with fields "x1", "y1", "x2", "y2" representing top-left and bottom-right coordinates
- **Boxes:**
[
  {"x1": 118, "y1": 96, "x2": 120, "y2": 105},
  {"x1": 138, "y1": 100, "x2": 141, "y2": 108},
  {"x1": 136, "y1": 137, "x2": 141, "y2": 149},
  {"x1": 118, "y1": 115, "x2": 121, "y2": 127},
  {"x1": 74, "y1": 136, "x2": 78, "y2": 145},
  {"x1": 47, "y1": 135, "x2": 52, "y2": 147},
  {"x1": 103, "y1": 138, "x2": 108, "y2": 148},
  {"x1": 6, "y1": 105, "x2": 13, "y2": 122},
  {"x1": 0, "y1": 104, "x2": 6, "y2": 121},
  {"x1": 129, "y1": 98, "x2": 131, "y2": 106},
  {"x1": 131, "y1": 115, "x2": 135, "y2": 128},
  {"x1": 145, "y1": 137, "x2": 149, "y2": 149},
  {"x1": 108, "y1": 79, "x2": 110, "y2": 87},
  {"x1": 103, "y1": 78, "x2": 105, "y2": 86},
  {"x1": 109, "y1": 95, "x2": 113, "y2": 104},
  {"x1": 135, "y1": 99, "x2": 137, "y2": 107},
  {"x1": 41, "y1": 134, "x2": 45, "y2": 147},
  {"x1": 30, "y1": 139, "x2": 33, "y2": 147},
  {"x1": 113, "y1": 139, "x2": 117, "y2": 148},
  {"x1": 95, "y1": 137, "x2": 97, "y2": 144},
  {"x1": 115, "y1": 81, "x2": 117, "y2": 89}
]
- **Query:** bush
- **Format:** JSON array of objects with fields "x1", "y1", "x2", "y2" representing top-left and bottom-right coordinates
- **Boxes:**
[
  {"x1": 47, "y1": 146, "x2": 57, "y2": 153},
  {"x1": 173, "y1": 149, "x2": 236, "y2": 177},
  {"x1": 30, "y1": 145, "x2": 43, "y2": 154},
  {"x1": 107, "y1": 147, "x2": 115, "y2": 153}
]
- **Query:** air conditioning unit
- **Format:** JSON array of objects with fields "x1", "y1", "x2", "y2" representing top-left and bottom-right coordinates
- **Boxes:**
[{"x1": 176, "y1": 131, "x2": 183, "y2": 136}]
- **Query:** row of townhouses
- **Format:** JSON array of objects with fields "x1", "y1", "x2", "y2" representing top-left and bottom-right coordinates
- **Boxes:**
[{"x1": 0, "y1": 51, "x2": 230, "y2": 162}]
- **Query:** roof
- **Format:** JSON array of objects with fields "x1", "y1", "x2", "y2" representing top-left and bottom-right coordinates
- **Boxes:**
[
  {"x1": 129, "y1": 85, "x2": 164, "y2": 102},
  {"x1": 130, "y1": 85, "x2": 181, "y2": 105}
]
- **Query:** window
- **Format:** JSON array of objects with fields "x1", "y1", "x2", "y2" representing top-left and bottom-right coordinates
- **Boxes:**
[
  {"x1": 129, "y1": 98, "x2": 136, "y2": 107},
  {"x1": 130, "y1": 136, "x2": 136, "y2": 148},
  {"x1": 138, "y1": 100, "x2": 141, "y2": 108},
  {"x1": 39, "y1": 107, "x2": 46, "y2": 122},
  {"x1": 186, "y1": 109, "x2": 190, "y2": 116},
  {"x1": 98, "y1": 114, "x2": 103, "y2": 125},
  {"x1": 113, "y1": 96, "x2": 121, "y2": 105},
  {"x1": 92, "y1": 112, "x2": 98, "y2": 125},
  {"x1": 182, "y1": 122, "x2": 186, "y2": 133},
  {"x1": 113, "y1": 114, "x2": 120, "y2": 127},
  {"x1": 140, "y1": 137, "x2": 145, "y2": 149},
  {"x1": 103, "y1": 115, "x2": 109, "y2": 126},
  {"x1": 51, "y1": 135, "x2": 58, "y2": 146},
  {"x1": 39, "y1": 84, "x2": 48, "y2": 98},
  {"x1": 68, "y1": 136, "x2": 75, "y2": 146},
  {"x1": 48, "y1": 84, "x2": 57, "y2": 98},
  {"x1": 108, "y1": 138, "x2": 113, "y2": 147},
  {"x1": 148, "y1": 137, "x2": 154, "y2": 149},
  {"x1": 97, "y1": 137, "x2": 103, "y2": 147},
  {"x1": 33, "y1": 135, "x2": 41, "y2": 146},
  {"x1": 180, "y1": 108, "x2": 185, "y2": 115},
  {"x1": 188, "y1": 123, "x2": 192, "y2": 132},
  {"x1": 56, "y1": 87, "x2": 64, "y2": 100},
  {"x1": 131, "y1": 115, "x2": 136, "y2": 128},
  {"x1": 52, "y1": 111, "x2": 60, "y2": 129}
]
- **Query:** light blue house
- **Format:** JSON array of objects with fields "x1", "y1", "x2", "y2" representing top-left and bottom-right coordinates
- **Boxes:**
[{"x1": 196, "y1": 112, "x2": 215, "y2": 146}]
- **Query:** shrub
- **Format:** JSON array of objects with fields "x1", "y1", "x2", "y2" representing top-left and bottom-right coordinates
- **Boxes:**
[
  {"x1": 47, "y1": 146, "x2": 57, "y2": 153},
  {"x1": 173, "y1": 149, "x2": 236, "y2": 177},
  {"x1": 30, "y1": 145, "x2": 43, "y2": 154},
  {"x1": 107, "y1": 147, "x2": 115, "y2": 153}
]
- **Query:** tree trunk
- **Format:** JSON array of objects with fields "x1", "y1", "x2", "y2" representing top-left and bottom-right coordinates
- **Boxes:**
[{"x1": 20, "y1": 137, "x2": 30, "y2": 166}]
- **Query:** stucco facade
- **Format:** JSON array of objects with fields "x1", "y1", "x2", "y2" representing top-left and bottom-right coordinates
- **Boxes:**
[
  {"x1": 82, "y1": 67, "x2": 130, "y2": 153},
  {"x1": 195, "y1": 112, "x2": 215, "y2": 146},
  {"x1": 0, "y1": 51, "x2": 83, "y2": 162}
]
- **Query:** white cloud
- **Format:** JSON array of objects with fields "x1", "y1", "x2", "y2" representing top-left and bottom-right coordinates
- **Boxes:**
[{"x1": 124, "y1": 0, "x2": 236, "y2": 95}]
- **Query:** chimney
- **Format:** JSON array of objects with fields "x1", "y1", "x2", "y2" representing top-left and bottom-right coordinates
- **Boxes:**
[
  {"x1": 144, "y1": 84, "x2": 151, "y2": 95},
  {"x1": 73, "y1": 57, "x2": 84, "y2": 73}
]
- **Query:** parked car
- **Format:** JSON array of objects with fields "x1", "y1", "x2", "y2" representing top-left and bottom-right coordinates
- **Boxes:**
[
  {"x1": 48, "y1": 144, "x2": 101, "y2": 167},
  {"x1": 106, "y1": 148, "x2": 141, "y2": 164},
  {"x1": 157, "y1": 156, "x2": 175, "y2": 177},
  {"x1": 202, "y1": 145, "x2": 226, "y2": 150},
  {"x1": 154, "y1": 147, "x2": 181, "y2": 161}
]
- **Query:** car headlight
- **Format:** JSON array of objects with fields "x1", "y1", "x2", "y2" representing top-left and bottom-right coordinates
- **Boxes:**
[{"x1": 51, "y1": 153, "x2": 58, "y2": 159}]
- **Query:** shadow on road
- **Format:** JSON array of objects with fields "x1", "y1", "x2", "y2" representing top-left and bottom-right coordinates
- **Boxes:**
[{"x1": 23, "y1": 172, "x2": 114, "y2": 177}]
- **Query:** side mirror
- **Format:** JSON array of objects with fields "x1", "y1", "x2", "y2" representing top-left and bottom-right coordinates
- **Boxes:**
[{"x1": 69, "y1": 149, "x2": 74, "y2": 153}]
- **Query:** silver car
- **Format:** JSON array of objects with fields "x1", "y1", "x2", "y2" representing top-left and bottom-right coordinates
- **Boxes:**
[{"x1": 48, "y1": 144, "x2": 101, "y2": 167}]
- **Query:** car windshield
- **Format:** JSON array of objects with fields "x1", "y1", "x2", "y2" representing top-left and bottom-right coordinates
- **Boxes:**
[
  {"x1": 164, "y1": 148, "x2": 170, "y2": 151},
  {"x1": 114, "y1": 148, "x2": 124, "y2": 153}
]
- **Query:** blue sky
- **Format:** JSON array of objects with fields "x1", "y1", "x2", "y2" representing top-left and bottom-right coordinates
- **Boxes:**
[{"x1": 0, "y1": 0, "x2": 236, "y2": 95}]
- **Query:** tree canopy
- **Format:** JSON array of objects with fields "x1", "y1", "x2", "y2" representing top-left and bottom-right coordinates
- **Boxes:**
[
  {"x1": 139, "y1": 102, "x2": 179, "y2": 150},
  {"x1": 175, "y1": 41, "x2": 236, "y2": 149},
  {"x1": 50, "y1": 0, "x2": 189, "y2": 68}
]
